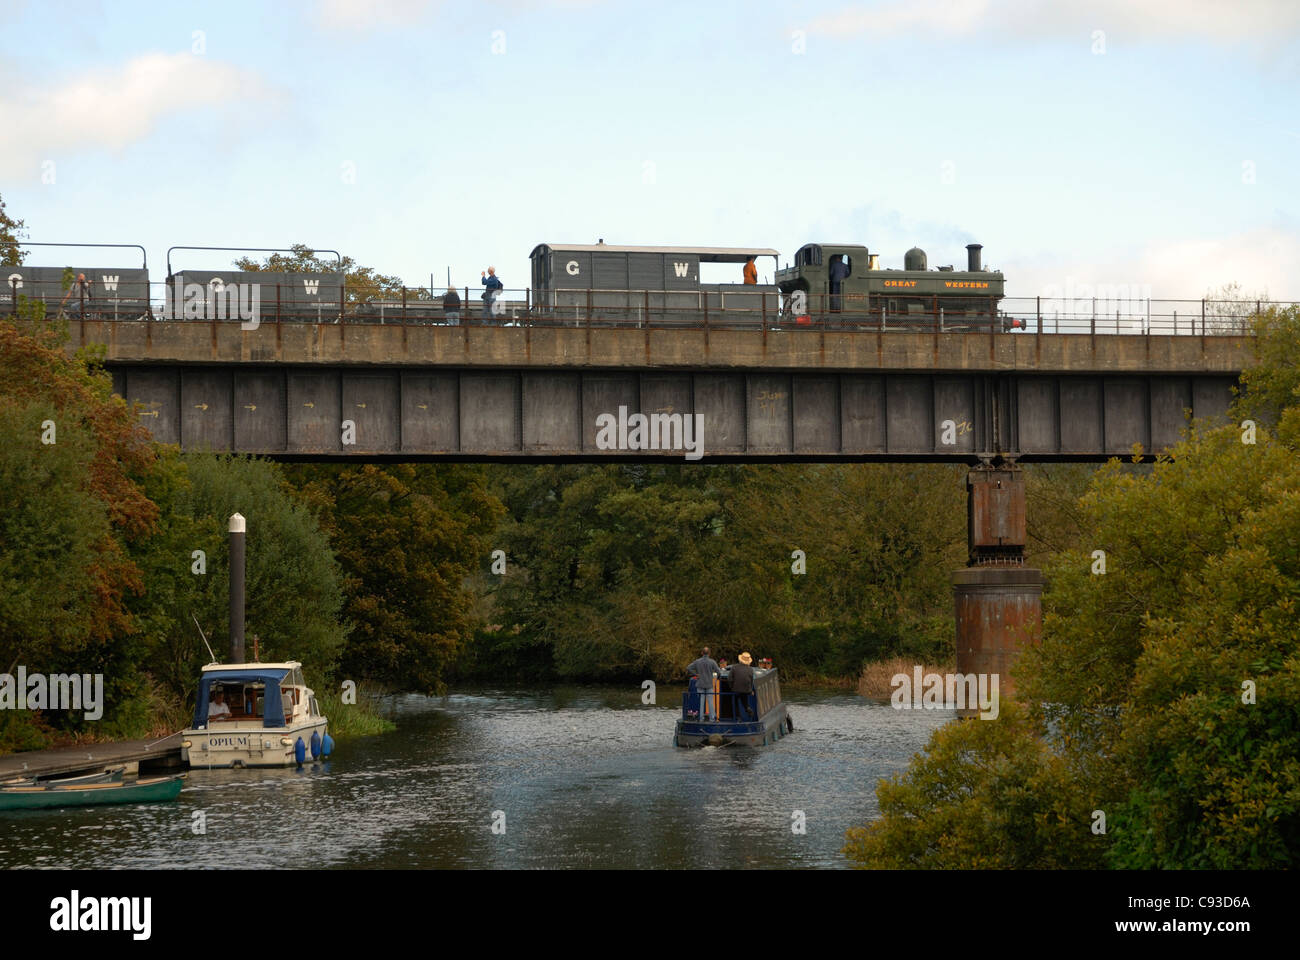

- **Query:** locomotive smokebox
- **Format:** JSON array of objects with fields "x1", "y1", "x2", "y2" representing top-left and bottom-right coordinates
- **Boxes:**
[{"x1": 966, "y1": 243, "x2": 983, "y2": 272}]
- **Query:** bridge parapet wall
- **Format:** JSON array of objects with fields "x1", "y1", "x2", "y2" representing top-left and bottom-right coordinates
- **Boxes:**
[{"x1": 68, "y1": 321, "x2": 1252, "y2": 375}]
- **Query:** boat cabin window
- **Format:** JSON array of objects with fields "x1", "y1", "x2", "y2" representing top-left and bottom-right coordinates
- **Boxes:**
[
  {"x1": 290, "y1": 667, "x2": 304, "y2": 686},
  {"x1": 309, "y1": 695, "x2": 319, "y2": 718}
]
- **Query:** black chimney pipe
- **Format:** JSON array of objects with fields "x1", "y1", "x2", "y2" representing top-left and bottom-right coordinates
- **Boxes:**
[
  {"x1": 966, "y1": 243, "x2": 983, "y2": 272},
  {"x1": 229, "y1": 512, "x2": 245, "y2": 662}
]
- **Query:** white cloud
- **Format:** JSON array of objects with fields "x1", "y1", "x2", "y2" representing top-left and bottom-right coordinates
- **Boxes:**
[
  {"x1": 316, "y1": 0, "x2": 441, "y2": 30},
  {"x1": 807, "y1": 0, "x2": 1300, "y2": 50},
  {"x1": 0, "y1": 53, "x2": 267, "y2": 179},
  {"x1": 313, "y1": 0, "x2": 600, "y2": 30},
  {"x1": 1007, "y1": 226, "x2": 1300, "y2": 302}
]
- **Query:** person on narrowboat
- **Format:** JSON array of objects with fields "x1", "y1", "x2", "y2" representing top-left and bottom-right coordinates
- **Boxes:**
[
  {"x1": 731, "y1": 652, "x2": 755, "y2": 720},
  {"x1": 687, "y1": 647, "x2": 721, "y2": 721}
]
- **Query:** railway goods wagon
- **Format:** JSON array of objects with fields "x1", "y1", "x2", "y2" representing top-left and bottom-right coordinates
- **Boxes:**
[
  {"x1": 529, "y1": 242, "x2": 781, "y2": 326},
  {"x1": 168, "y1": 269, "x2": 345, "y2": 321},
  {"x1": 2, "y1": 265, "x2": 151, "y2": 319}
]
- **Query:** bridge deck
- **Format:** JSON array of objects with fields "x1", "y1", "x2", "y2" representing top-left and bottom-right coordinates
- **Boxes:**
[{"x1": 69, "y1": 320, "x2": 1251, "y2": 375}]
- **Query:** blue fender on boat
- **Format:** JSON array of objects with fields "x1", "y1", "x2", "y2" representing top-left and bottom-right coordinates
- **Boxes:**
[
  {"x1": 310, "y1": 730, "x2": 322, "y2": 760},
  {"x1": 294, "y1": 737, "x2": 306, "y2": 765},
  {"x1": 322, "y1": 732, "x2": 334, "y2": 758}
]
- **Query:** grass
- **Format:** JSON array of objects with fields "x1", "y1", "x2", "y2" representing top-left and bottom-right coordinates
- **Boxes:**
[
  {"x1": 857, "y1": 657, "x2": 956, "y2": 699},
  {"x1": 316, "y1": 684, "x2": 397, "y2": 738}
]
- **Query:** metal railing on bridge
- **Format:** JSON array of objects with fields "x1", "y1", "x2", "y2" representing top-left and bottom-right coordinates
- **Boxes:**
[{"x1": 4, "y1": 278, "x2": 1281, "y2": 336}]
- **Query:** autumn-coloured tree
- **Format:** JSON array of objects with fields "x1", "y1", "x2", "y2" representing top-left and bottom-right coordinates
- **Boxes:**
[
  {"x1": 0, "y1": 192, "x2": 26, "y2": 266},
  {"x1": 232, "y1": 243, "x2": 415, "y2": 302}
]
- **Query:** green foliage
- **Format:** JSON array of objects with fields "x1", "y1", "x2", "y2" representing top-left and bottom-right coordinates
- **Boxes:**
[
  {"x1": 844, "y1": 701, "x2": 1107, "y2": 868},
  {"x1": 315, "y1": 685, "x2": 396, "y2": 738},
  {"x1": 1236, "y1": 304, "x2": 1300, "y2": 431},
  {"x1": 127, "y1": 452, "x2": 349, "y2": 701},
  {"x1": 2, "y1": 294, "x2": 351, "y2": 749},
  {"x1": 473, "y1": 463, "x2": 966, "y2": 683},
  {"x1": 847, "y1": 306, "x2": 1300, "y2": 869},
  {"x1": 283, "y1": 463, "x2": 501, "y2": 693}
]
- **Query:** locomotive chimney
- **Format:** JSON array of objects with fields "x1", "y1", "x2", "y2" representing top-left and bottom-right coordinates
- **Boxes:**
[{"x1": 966, "y1": 243, "x2": 983, "y2": 272}]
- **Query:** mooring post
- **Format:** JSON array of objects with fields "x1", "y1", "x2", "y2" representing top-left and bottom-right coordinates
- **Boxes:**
[
  {"x1": 229, "y1": 512, "x2": 246, "y2": 663},
  {"x1": 950, "y1": 465, "x2": 1043, "y2": 716}
]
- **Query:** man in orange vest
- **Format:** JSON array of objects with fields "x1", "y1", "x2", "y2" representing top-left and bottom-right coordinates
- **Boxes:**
[{"x1": 742, "y1": 257, "x2": 757, "y2": 284}]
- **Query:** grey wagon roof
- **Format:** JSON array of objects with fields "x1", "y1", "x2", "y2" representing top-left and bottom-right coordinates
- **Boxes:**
[{"x1": 530, "y1": 243, "x2": 779, "y2": 263}]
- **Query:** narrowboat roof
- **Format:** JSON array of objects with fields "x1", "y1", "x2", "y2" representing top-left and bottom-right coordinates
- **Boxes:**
[{"x1": 530, "y1": 243, "x2": 779, "y2": 262}]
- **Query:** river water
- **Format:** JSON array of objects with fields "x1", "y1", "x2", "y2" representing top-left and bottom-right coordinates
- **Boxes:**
[{"x1": 0, "y1": 686, "x2": 951, "y2": 870}]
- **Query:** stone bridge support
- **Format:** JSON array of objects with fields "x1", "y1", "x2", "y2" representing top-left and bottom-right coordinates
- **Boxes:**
[{"x1": 951, "y1": 465, "x2": 1043, "y2": 717}]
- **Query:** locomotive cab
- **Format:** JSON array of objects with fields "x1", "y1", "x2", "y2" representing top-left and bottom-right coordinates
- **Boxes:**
[{"x1": 776, "y1": 243, "x2": 869, "y2": 318}]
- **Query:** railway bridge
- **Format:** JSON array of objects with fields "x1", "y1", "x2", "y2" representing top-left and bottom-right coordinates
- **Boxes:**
[
  {"x1": 70, "y1": 318, "x2": 1255, "y2": 705},
  {"x1": 75, "y1": 320, "x2": 1250, "y2": 462}
]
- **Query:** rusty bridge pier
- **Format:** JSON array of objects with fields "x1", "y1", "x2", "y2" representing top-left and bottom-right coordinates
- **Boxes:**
[{"x1": 951, "y1": 464, "x2": 1043, "y2": 716}]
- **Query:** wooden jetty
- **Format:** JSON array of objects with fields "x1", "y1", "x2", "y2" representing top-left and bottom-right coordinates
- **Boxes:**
[{"x1": 0, "y1": 733, "x2": 184, "y2": 782}]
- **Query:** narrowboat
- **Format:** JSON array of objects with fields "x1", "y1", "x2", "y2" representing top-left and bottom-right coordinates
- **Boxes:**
[
  {"x1": 674, "y1": 663, "x2": 794, "y2": 747},
  {"x1": 181, "y1": 661, "x2": 332, "y2": 768}
]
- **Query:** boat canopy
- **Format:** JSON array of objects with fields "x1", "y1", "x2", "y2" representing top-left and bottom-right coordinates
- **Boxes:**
[{"x1": 192, "y1": 667, "x2": 289, "y2": 729}]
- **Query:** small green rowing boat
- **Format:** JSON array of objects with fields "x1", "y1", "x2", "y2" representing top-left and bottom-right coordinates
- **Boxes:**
[{"x1": 0, "y1": 774, "x2": 185, "y2": 811}]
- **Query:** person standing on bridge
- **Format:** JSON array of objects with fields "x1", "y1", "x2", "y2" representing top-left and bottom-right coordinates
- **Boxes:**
[
  {"x1": 687, "y1": 647, "x2": 721, "y2": 721},
  {"x1": 443, "y1": 287, "x2": 461, "y2": 326},
  {"x1": 743, "y1": 256, "x2": 757, "y2": 285},
  {"x1": 481, "y1": 267, "x2": 503, "y2": 323}
]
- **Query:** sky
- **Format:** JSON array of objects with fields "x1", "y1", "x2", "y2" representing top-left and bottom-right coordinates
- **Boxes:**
[{"x1": 2, "y1": 0, "x2": 1298, "y2": 303}]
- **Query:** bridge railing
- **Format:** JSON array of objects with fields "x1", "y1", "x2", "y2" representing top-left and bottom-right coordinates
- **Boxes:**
[{"x1": 6, "y1": 278, "x2": 1285, "y2": 335}]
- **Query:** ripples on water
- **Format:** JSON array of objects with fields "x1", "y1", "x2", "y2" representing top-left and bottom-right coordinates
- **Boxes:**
[{"x1": 0, "y1": 688, "x2": 952, "y2": 870}]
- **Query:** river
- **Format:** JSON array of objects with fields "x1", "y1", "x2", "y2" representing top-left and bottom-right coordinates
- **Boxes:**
[{"x1": 0, "y1": 686, "x2": 951, "y2": 869}]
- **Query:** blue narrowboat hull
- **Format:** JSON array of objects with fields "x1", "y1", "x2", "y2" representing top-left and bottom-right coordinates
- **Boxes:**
[{"x1": 674, "y1": 703, "x2": 791, "y2": 747}]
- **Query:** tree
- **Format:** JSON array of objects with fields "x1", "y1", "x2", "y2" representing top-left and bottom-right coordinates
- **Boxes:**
[
  {"x1": 475, "y1": 462, "x2": 968, "y2": 683},
  {"x1": 844, "y1": 305, "x2": 1300, "y2": 869},
  {"x1": 1, "y1": 297, "x2": 351, "y2": 748},
  {"x1": 127, "y1": 452, "x2": 349, "y2": 703},
  {"x1": 1203, "y1": 281, "x2": 1270, "y2": 335},
  {"x1": 0, "y1": 193, "x2": 26, "y2": 266},
  {"x1": 284, "y1": 463, "x2": 501, "y2": 693},
  {"x1": 233, "y1": 243, "x2": 415, "y2": 302},
  {"x1": 1, "y1": 295, "x2": 159, "y2": 747},
  {"x1": 843, "y1": 701, "x2": 1106, "y2": 869}
]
